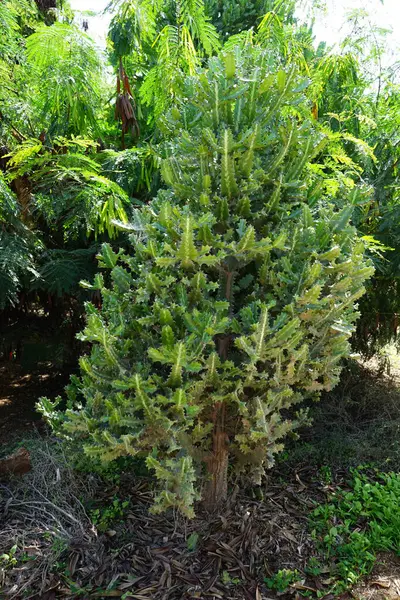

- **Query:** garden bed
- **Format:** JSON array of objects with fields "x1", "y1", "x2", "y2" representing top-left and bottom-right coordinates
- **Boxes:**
[{"x1": 2, "y1": 358, "x2": 400, "y2": 599}]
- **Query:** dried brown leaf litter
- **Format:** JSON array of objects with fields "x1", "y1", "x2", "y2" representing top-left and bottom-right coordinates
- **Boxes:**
[{"x1": 0, "y1": 441, "x2": 319, "y2": 600}]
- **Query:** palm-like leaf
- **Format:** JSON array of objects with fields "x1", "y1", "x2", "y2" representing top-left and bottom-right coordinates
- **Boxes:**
[{"x1": 34, "y1": 248, "x2": 97, "y2": 297}]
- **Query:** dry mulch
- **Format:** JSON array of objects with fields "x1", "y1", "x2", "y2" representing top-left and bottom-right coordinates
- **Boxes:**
[
  {"x1": 68, "y1": 477, "x2": 317, "y2": 600},
  {"x1": 0, "y1": 442, "x2": 322, "y2": 600},
  {"x1": 351, "y1": 553, "x2": 400, "y2": 600}
]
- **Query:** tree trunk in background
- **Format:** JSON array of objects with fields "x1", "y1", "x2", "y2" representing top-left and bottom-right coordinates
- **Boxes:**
[
  {"x1": 35, "y1": 0, "x2": 57, "y2": 10},
  {"x1": 13, "y1": 175, "x2": 32, "y2": 223}
]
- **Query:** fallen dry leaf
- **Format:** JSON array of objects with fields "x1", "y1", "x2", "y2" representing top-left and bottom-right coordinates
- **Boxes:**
[{"x1": 370, "y1": 580, "x2": 391, "y2": 589}]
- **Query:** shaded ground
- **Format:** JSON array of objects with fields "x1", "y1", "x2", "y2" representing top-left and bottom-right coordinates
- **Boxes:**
[
  {"x1": 281, "y1": 355, "x2": 400, "y2": 473},
  {"x1": 1, "y1": 438, "x2": 321, "y2": 600},
  {"x1": 353, "y1": 554, "x2": 400, "y2": 600},
  {"x1": 0, "y1": 363, "x2": 70, "y2": 445},
  {"x1": 2, "y1": 354, "x2": 400, "y2": 598},
  {"x1": 0, "y1": 313, "x2": 80, "y2": 446}
]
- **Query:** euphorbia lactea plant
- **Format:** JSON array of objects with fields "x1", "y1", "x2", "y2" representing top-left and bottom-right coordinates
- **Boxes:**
[{"x1": 39, "y1": 47, "x2": 373, "y2": 515}]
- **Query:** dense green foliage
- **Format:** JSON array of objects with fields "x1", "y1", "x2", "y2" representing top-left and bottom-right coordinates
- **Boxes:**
[
  {"x1": 307, "y1": 12, "x2": 400, "y2": 355},
  {"x1": 0, "y1": 1, "x2": 131, "y2": 316},
  {"x1": 0, "y1": 173, "x2": 37, "y2": 308},
  {"x1": 205, "y1": 0, "x2": 295, "y2": 38},
  {"x1": 0, "y1": 0, "x2": 394, "y2": 344},
  {"x1": 108, "y1": 0, "x2": 221, "y2": 127},
  {"x1": 0, "y1": 0, "x2": 399, "y2": 517},
  {"x1": 25, "y1": 23, "x2": 104, "y2": 137},
  {"x1": 312, "y1": 468, "x2": 400, "y2": 591},
  {"x1": 3, "y1": 4, "x2": 400, "y2": 598},
  {"x1": 39, "y1": 48, "x2": 372, "y2": 515}
]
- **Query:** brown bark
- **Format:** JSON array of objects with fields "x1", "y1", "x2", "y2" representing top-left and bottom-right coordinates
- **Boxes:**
[
  {"x1": 13, "y1": 176, "x2": 32, "y2": 223},
  {"x1": 203, "y1": 402, "x2": 229, "y2": 511},
  {"x1": 203, "y1": 430, "x2": 228, "y2": 511},
  {"x1": 203, "y1": 265, "x2": 234, "y2": 511},
  {"x1": 0, "y1": 448, "x2": 32, "y2": 478}
]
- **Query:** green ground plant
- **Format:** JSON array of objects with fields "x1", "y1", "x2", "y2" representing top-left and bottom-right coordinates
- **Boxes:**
[
  {"x1": 264, "y1": 568, "x2": 301, "y2": 592},
  {"x1": 311, "y1": 468, "x2": 400, "y2": 592},
  {"x1": 90, "y1": 496, "x2": 130, "y2": 532}
]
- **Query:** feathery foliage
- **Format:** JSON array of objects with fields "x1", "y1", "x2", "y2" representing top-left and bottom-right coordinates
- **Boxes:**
[
  {"x1": 26, "y1": 23, "x2": 104, "y2": 136},
  {"x1": 108, "y1": 0, "x2": 221, "y2": 124},
  {"x1": 205, "y1": 0, "x2": 295, "y2": 38},
  {"x1": 99, "y1": 146, "x2": 160, "y2": 200},
  {"x1": 0, "y1": 174, "x2": 38, "y2": 308},
  {"x1": 308, "y1": 10, "x2": 400, "y2": 355}
]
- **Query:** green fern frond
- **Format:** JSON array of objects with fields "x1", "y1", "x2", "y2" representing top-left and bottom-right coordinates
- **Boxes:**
[{"x1": 34, "y1": 248, "x2": 97, "y2": 297}]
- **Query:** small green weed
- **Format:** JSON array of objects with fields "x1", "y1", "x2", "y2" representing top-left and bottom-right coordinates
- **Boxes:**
[
  {"x1": 264, "y1": 569, "x2": 301, "y2": 592},
  {"x1": 221, "y1": 570, "x2": 241, "y2": 585},
  {"x1": 73, "y1": 450, "x2": 149, "y2": 485},
  {"x1": 186, "y1": 532, "x2": 199, "y2": 551},
  {"x1": 304, "y1": 556, "x2": 323, "y2": 577},
  {"x1": 90, "y1": 496, "x2": 130, "y2": 532},
  {"x1": 311, "y1": 468, "x2": 400, "y2": 592},
  {"x1": 19, "y1": 552, "x2": 37, "y2": 564},
  {"x1": 319, "y1": 466, "x2": 333, "y2": 485},
  {"x1": 51, "y1": 537, "x2": 68, "y2": 556},
  {"x1": 0, "y1": 545, "x2": 18, "y2": 569}
]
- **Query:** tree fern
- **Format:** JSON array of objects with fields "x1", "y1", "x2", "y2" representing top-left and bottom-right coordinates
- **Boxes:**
[
  {"x1": 6, "y1": 138, "x2": 129, "y2": 238},
  {"x1": 33, "y1": 248, "x2": 97, "y2": 297}
]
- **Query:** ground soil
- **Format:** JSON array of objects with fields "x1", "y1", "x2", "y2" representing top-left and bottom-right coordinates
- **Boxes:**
[
  {"x1": 352, "y1": 553, "x2": 400, "y2": 600},
  {"x1": 2, "y1": 351, "x2": 400, "y2": 599},
  {"x1": 0, "y1": 362, "x2": 70, "y2": 447}
]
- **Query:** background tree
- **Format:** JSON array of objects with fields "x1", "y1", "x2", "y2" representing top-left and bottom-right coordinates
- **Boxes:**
[
  {"x1": 108, "y1": 0, "x2": 221, "y2": 130},
  {"x1": 204, "y1": 0, "x2": 295, "y2": 39},
  {"x1": 0, "y1": 173, "x2": 38, "y2": 309},
  {"x1": 0, "y1": 0, "x2": 397, "y2": 366},
  {"x1": 25, "y1": 23, "x2": 105, "y2": 137},
  {"x1": 0, "y1": 3, "x2": 133, "y2": 326},
  {"x1": 307, "y1": 9, "x2": 400, "y2": 355}
]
